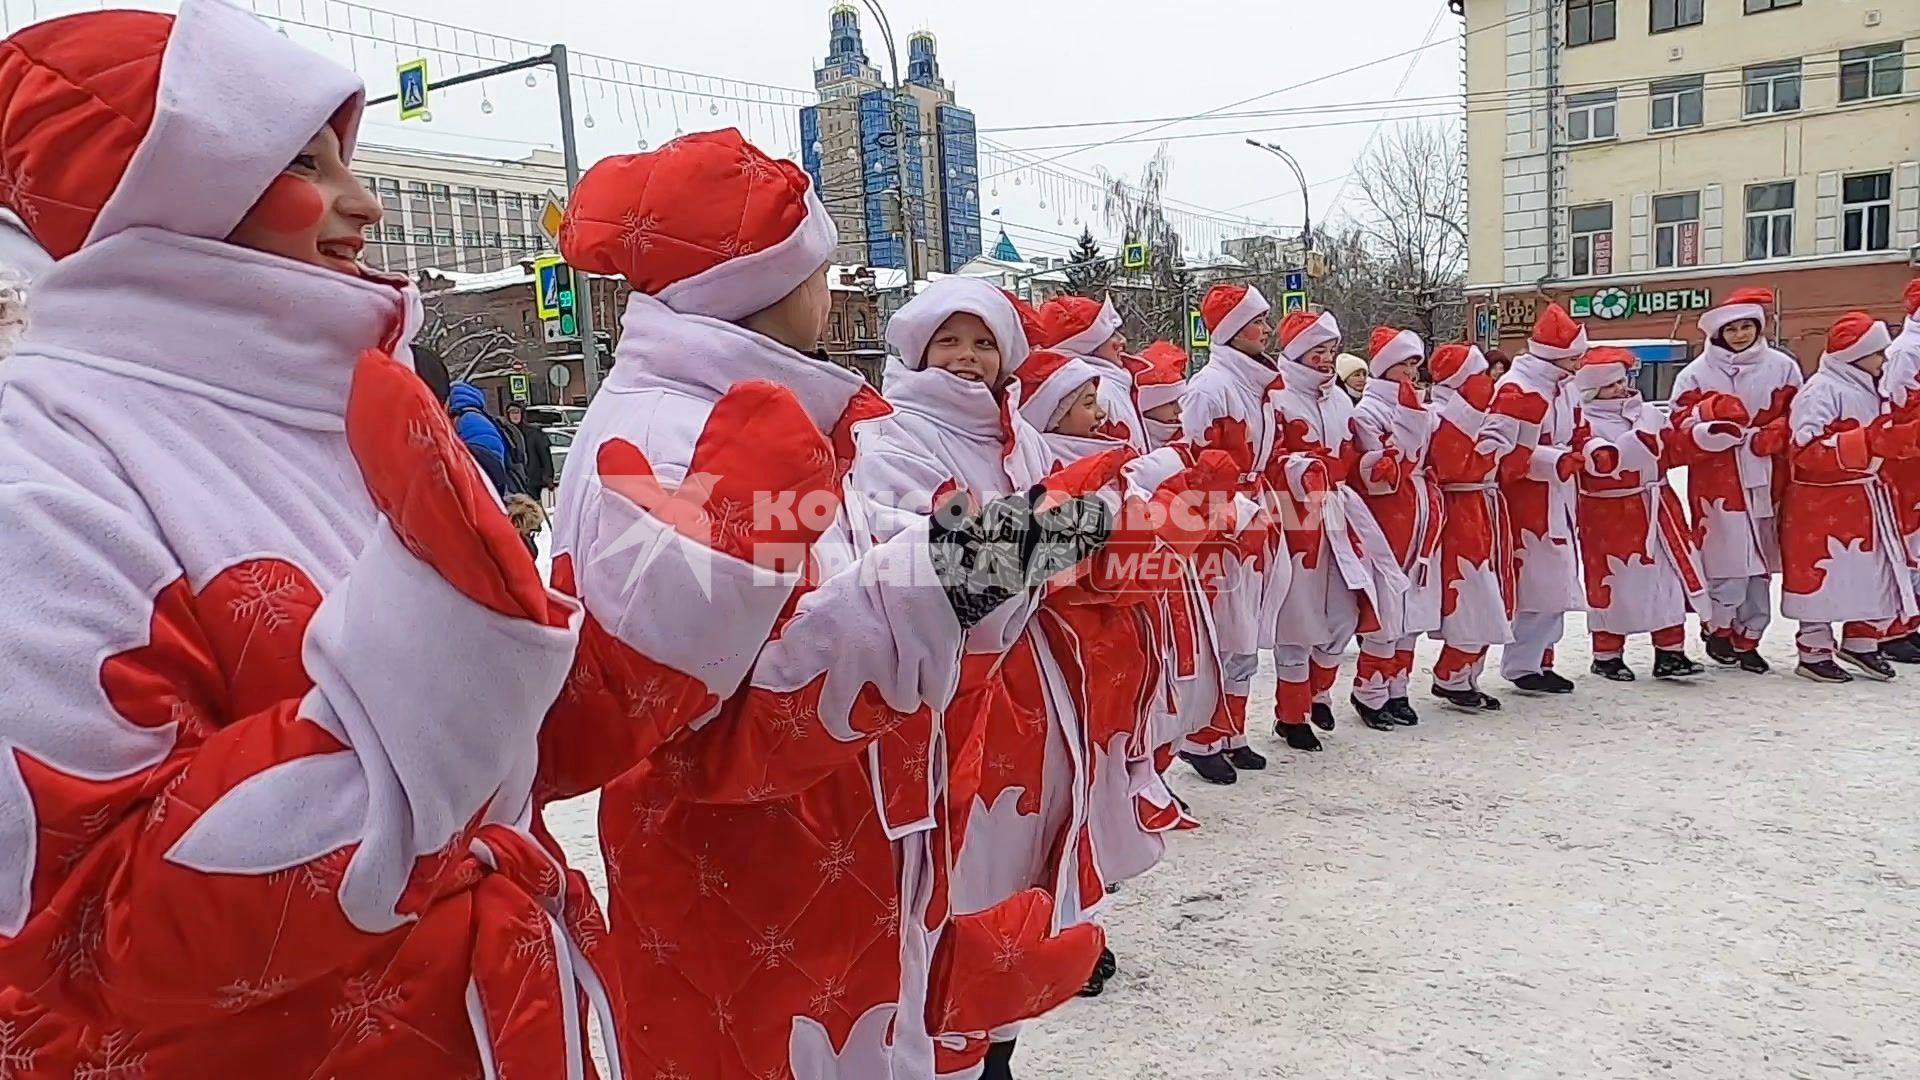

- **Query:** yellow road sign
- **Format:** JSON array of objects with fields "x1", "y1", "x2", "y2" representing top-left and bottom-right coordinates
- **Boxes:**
[
  {"x1": 539, "y1": 191, "x2": 566, "y2": 248},
  {"x1": 397, "y1": 58, "x2": 430, "y2": 121}
]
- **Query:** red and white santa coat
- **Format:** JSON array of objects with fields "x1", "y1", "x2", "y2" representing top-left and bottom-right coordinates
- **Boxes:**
[
  {"x1": 1488, "y1": 356, "x2": 1587, "y2": 615},
  {"x1": 1669, "y1": 342, "x2": 1802, "y2": 578},
  {"x1": 1349, "y1": 377, "x2": 1444, "y2": 640},
  {"x1": 1266, "y1": 356, "x2": 1409, "y2": 647},
  {"x1": 546, "y1": 292, "x2": 978, "y2": 1079},
  {"x1": 0, "y1": 5, "x2": 609, "y2": 1076},
  {"x1": 1780, "y1": 353, "x2": 1920, "y2": 625},
  {"x1": 1048, "y1": 298, "x2": 1151, "y2": 453},
  {"x1": 1426, "y1": 353, "x2": 1517, "y2": 648},
  {"x1": 1572, "y1": 399, "x2": 1711, "y2": 634},
  {"x1": 1880, "y1": 305, "x2": 1920, "y2": 568}
]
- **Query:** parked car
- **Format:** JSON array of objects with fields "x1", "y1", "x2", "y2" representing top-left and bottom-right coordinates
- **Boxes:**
[
  {"x1": 547, "y1": 425, "x2": 575, "y2": 481},
  {"x1": 526, "y1": 405, "x2": 587, "y2": 429}
]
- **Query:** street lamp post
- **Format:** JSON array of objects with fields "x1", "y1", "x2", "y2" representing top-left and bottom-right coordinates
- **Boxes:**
[
  {"x1": 859, "y1": 0, "x2": 917, "y2": 283},
  {"x1": 1245, "y1": 139, "x2": 1313, "y2": 258}
]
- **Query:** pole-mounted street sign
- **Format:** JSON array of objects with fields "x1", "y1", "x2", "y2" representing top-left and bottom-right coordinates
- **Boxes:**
[{"x1": 397, "y1": 58, "x2": 430, "y2": 121}]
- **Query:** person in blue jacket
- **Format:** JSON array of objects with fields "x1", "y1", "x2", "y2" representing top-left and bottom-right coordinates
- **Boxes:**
[{"x1": 448, "y1": 380, "x2": 511, "y2": 494}]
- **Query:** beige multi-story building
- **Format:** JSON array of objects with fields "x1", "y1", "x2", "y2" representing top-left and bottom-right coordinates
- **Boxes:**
[
  {"x1": 1458, "y1": 0, "x2": 1919, "y2": 366},
  {"x1": 352, "y1": 144, "x2": 567, "y2": 276}
]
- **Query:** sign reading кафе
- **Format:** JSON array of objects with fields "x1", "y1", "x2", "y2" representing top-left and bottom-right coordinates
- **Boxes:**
[{"x1": 1569, "y1": 286, "x2": 1712, "y2": 321}]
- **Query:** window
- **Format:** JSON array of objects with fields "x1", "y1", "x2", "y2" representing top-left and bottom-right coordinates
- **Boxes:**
[
  {"x1": 1566, "y1": 90, "x2": 1617, "y2": 143},
  {"x1": 429, "y1": 183, "x2": 451, "y2": 203},
  {"x1": 407, "y1": 180, "x2": 429, "y2": 199},
  {"x1": 1650, "y1": 0, "x2": 1702, "y2": 33},
  {"x1": 383, "y1": 224, "x2": 405, "y2": 242},
  {"x1": 377, "y1": 178, "x2": 401, "y2": 196},
  {"x1": 478, "y1": 190, "x2": 498, "y2": 207},
  {"x1": 1744, "y1": 0, "x2": 1798, "y2": 10},
  {"x1": 853, "y1": 310, "x2": 869, "y2": 340},
  {"x1": 485, "y1": 231, "x2": 502, "y2": 248},
  {"x1": 460, "y1": 230, "x2": 481, "y2": 247},
  {"x1": 1840, "y1": 43, "x2": 1905, "y2": 102},
  {"x1": 502, "y1": 193, "x2": 524, "y2": 213},
  {"x1": 1569, "y1": 203, "x2": 1614, "y2": 277},
  {"x1": 1566, "y1": 0, "x2": 1615, "y2": 45},
  {"x1": 455, "y1": 186, "x2": 477, "y2": 207},
  {"x1": 829, "y1": 313, "x2": 844, "y2": 341},
  {"x1": 1653, "y1": 192, "x2": 1701, "y2": 269},
  {"x1": 435, "y1": 229, "x2": 454, "y2": 246},
  {"x1": 1743, "y1": 60, "x2": 1802, "y2": 116},
  {"x1": 1843, "y1": 171, "x2": 1893, "y2": 252},
  {"x1": 1649, "y1": 76, "x2": 1704, "y2": 131},
  {"x1": 1744, "y1": 182, "x2": 1794, "y2": 260}
]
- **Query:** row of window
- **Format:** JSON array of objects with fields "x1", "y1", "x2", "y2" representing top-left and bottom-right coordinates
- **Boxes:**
[
  {"x1": 1568, "y1": 0, "x2": 1801, "y2": 47},
  {"x1": 363, "y1": 176, "x2": 547, "y2": 214},
  {"x1": 371, "y1": 224, "x2": 548, "y2": 251},
  {"x1": 1567, "y1": 170, "x2": 1897, "y2": 276},
  {"x1": 1565, "y1": 43, "x2": 1907, "y2": 142}
]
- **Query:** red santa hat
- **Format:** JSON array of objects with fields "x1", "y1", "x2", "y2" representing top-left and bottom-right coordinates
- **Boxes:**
[
  {"x1": 1278, "y1": 309, "x2": 1341, "y2": 362},
  {"x1": 1904, "y1": 277, "x2": 1920, "y2": 317},
  {"x1": 1367, "y1": 326, "x2": 1425, "y2": 378},
  {"x1": 560, "y1": 128, "x2": 836, "y2": 322},
  {"x1": 1000, "y1": 288, "x2": 1047, "y2": 347},
  {"x1": 1823, "y1": 311, "x2": 1893, "y2": 367},
  {"x1": 1038, "y1": 295, "x2": 1123, "y2": 356},
  {"x1": 1527, "y1": 302, "x2": 1590, "y2": 361},
  {"x1": 1428, "y1": 343, "x2": 1488, "y2": 390},
  {"x1": 1572, "y1": 345, "x2": 1636, "y2": 397},
  {"x1": 1200, "y1": 284, "x2": 1270, "y2": 346},
  {"x1": 1013, "y1": 348, "x2": 1103, "y2": 432},
  {"x1": 1132, "y1": 341, "x2": 1188, "y2": 413},
  {"x1": 885, "y1": 276, "x2": 1031, "y2": 374},
  {"x1": 1698, "y1": 286, "x2": 1773, "y2": 340},
  {"x1": 0, "y1": 0, "x2": 366, "y2": 260}
]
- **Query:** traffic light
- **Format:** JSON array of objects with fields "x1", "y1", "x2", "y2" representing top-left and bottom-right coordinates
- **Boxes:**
[{"x1": 556, "y1": 270, "x2": 578, "y2": 338}]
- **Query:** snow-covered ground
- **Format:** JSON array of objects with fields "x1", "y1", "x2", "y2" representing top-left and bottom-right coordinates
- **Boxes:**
[
  {"x1": 540, "y1": 469, "x2": 1920, "y2": 1079},
  {"x1": 548, "y1": 625, "x2": 1920, "y2": 1079}
]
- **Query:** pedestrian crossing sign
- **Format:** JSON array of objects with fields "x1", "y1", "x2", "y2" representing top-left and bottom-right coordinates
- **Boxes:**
[
  {"x1": 508, "y1": 374, "x2": 530, "y2": 402},
  {"x1": 397, "y1": 59, "x2": 430, "y2": 121},
  {"x1": 1123, "y1": 241, "x2": 1150, "y2": 270},
  {"x1": 534, "y1": 256, "x2": 567, "y2": 320},
  {"x1": 1188, "y1": 310, "x2": 1210, "y2": 349},
  {"x1": 1282, "y1": 290, "x2": 1308, "y2": 314}
]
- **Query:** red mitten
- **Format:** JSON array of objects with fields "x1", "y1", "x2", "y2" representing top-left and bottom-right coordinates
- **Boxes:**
[
  {"x1": 1187, "y1": 449, "x2": 1241, "y2": 497},
  {"x1": 1555, "y1": 451, "x2": 1587, "y2": 481},
  {"x1": 596, "y1": 380, "x2": 837, "y2": 572},
  {"x1": 925, "y1": 888, "x2": 1106, "y2": 1038},
  {"x1": 1367, "y1": 450, "x2": 1400, "y2": 486},
  {"x1": 1587, "y1": 444, "x2": 1620, "y2": 475},
  {"x1": 1698, "y1": 392, "x2": 1752, "y2": 425},
  {"x1": 1750, "y1": 418, "x2": 1792, "y2": 457},
  {"x1": 1868, "y1": 416, "x2": 1920, "y2": 460},
  {"x1": 1317, "y1": 449, "x2": 1353, "y2": 486},
  {"x1": 1203, "y1": 416, "x2": 1257, "y2": 476},
  {"x1": 346, "y1": 349, "x2": 567, "y2": 626},
  {"x1": 1037, "y1": 447, "x2": 1132, "y2": 511}
]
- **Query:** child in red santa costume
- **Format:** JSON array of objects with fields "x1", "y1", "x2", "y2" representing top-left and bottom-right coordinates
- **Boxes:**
[
  {"x1": 1348, "y1": 327, "x2": 1445, "y2": 728},
  {"x1": 544, "y1": 130, "x2": 1111, "y2": 1080},
  {"x1": 0, "y1": 3, "x2": 609, "y2": 1075},
  {"x1": 1569, "y1": 347, "x2": 1712, "y2": 681},
  {"x1": 1179, "y1": 284, "x2": 1288, "y2": 777},
  {"x1": 1874, "y1": 279, "x2": 1920, "y2": 665},
  {"x1": 1424, "y1": 344, "x2": 1516, "y2": 710},
  {"x1": 1265, "y1": 309, "x2": 1409, "y2": 750},
  {"x1": 1037, "y1": 294, "x2": 1151, "y2": 451},
  {"x1": 1488, "y1": 303, "x2": 1590, "y2": 694},
  {"x1": 848, "y1": 278, "x2": 1126, "y2": 1078},
  {"x1": 1668, "y1": 287, "x2": 1803, "y2": 674},
  {"x1": 1778, "y1": 312, "x2": 1920, "y2": 682}
]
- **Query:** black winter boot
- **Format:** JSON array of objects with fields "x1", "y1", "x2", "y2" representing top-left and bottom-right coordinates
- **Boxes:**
[
  {"x1": 1652, "y1": 649, "x2": 1705, "y2": 678},
  {"x1": 1795, "y1": 658, "x2": 1852, "y2": 683},
  {"x1": 1349, "y1": 695, "x2": 1397, "y2": 731},
  {"x1": 1179, "y1": 750, "x2": 1237, "y2": 786},
  {"x1": 1310, "y1": 702, "x2": 1337, "y2": 732},
  {"x1": 1433, "y1": 685, "x2": 1486, "y2": 710},
  {"x1": 1839, "y1": 649, "x2": 1896, "y2": 681},
  {"x1": 1880, "y1": 637, "x2": 1920, "y2": 664},
  {"x1": 1705, "y1": 633, "x2": 1740, "y2": 666},
  {"x1": 1278, "y1": 722, "x2": 1323, "y2": 752},
  {"x1": 1590, "y1": 657, "x2": 1636, "y2": 682},
  {"x1": 1735, "y1": 649, "x2": 1771, "y2": 674},
  {"x1": 982, "y1": 1039, "x2": 1017, "y2": 1080},
  {"x1": 1384, "y1": 697, "x2": 1420, "y2": 726},
  {"x1": 1540, "y1": 669, "x2": 1576, "y2": 693},
  {"x1": 1226, "y1": 745, "x2": 1268, "y2": 771}
]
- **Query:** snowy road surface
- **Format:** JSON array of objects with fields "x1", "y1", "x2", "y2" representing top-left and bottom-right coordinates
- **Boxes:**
[{"x1": 548, "y1": 623, "x2": 1920, "y2": 1078}]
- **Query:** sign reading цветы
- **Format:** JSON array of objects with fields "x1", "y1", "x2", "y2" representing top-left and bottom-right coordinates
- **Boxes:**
[{"x1": 1570, "y1": 286, "x2": 1712, "y2": 321}]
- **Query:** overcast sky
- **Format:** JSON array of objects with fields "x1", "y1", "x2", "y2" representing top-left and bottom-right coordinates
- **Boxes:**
[{"x1": 9, "y1": 0, "x2": 1463, "y2": 260}]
